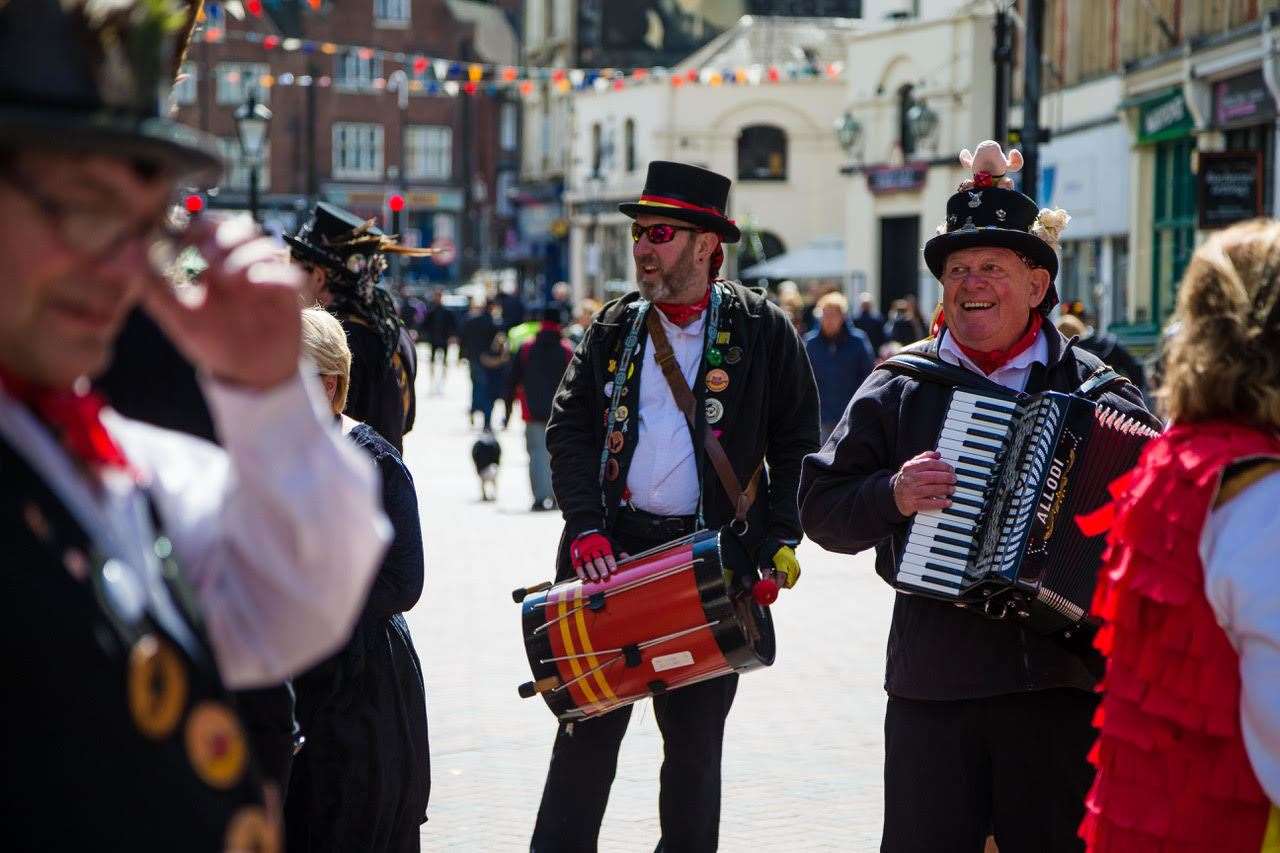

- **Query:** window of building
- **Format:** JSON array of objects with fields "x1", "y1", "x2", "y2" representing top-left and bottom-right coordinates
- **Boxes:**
[
  {"x1": 405, "y1": 125, "x2": 451, "y2": 181},
  {"x1": 1225, "y1": 123, "x2": 1275, "y2": 215},
  {"x1": 1150, "y1": 136, "x2": 1196, "y2": 326},
  {"x1": 332, "y1": 122, "x2": 384, "y2": 180},
  {"x1": 335, "y1": 49, "x2": 382, "y2": 90},
  {"x1": 215, "y1": 62, "x2": 270, "y2": 106},
  {"x1": 1059, "y1": 238, "x2": 1101, "y2": 316},
  {"x1": 500, "y1": 102, "x2": 518, "y2": 152},
  {"x1": 737, "y1": 125, "x2": 787, "y2": 181},
  {"x1": 216, "y1": 137, "x2": 270, "y2": 192},
  {"x1": 374, "y1": 0, "x2": 409, "y2": 25},
  {"x1": 174, "y1": 62, "x2": 198, "y2": 106},
  {"x1": 1110, "y1": 235, "x2": 1129, "y2": 329},
  {"x1": 624, "y1": 118, "x2": 636, "y2": 172}
]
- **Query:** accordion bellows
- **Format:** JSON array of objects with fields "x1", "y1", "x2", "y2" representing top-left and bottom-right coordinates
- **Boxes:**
[{"x1": 1082, "y1": 423, "x2": 1280, "y2": 852}]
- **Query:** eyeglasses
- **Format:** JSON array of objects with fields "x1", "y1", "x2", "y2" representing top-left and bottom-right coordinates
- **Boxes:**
[
  {"x1": 0, "y1": 166, "x2": 188, "y2": 270},
  {"x1": 631, "y1": 222, "x2": 702, "y2": 245}
]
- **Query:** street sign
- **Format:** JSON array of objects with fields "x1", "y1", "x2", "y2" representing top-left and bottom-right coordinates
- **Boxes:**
[
  {"x1": 431, "y1": 237, "x2": 457, "y2": 266},
  {"x1": 1199, "y1": 150, "x2": 1263, "y2": 229}
]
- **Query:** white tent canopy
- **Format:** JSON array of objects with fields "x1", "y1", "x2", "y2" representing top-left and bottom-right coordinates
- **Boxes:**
[{"x1": 740, "y1": 235, "x2": 846, "y2": 280}]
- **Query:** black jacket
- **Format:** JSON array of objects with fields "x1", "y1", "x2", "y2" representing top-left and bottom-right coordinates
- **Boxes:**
[
  {"x1": 1076, "y1": 331, "x2": 1145, "y2": 392},
  {"x1": 459, "y1": 312, "x2": 498, "y2": 362},
  {"x1": 505, "y1": 327, "x2": 573, "y2": 423},
  {"x1": 798, "y1": 330, "x2": 1160, "y2": 700},
  {"x1": 546, "y1": 282, "x2": 820, "y2": 578},
  {"x1": 342, "y1": 319, "x2": 415, "y2": 453}
]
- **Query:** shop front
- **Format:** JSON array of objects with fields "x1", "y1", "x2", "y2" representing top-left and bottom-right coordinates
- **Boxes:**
[{"x1": 1117, "y1": 87, "x2": 1197, "y2": 345}]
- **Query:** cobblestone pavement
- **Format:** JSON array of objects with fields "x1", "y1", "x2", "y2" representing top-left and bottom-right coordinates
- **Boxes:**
[{"x1": 402, "y1": 354, "x2": 893, "y2": 851}]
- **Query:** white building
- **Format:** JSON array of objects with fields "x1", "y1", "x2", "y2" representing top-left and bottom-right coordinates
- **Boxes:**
[
  {"x1": 837, "y1": 7, "x2": 996, "y2": 318},
  {"x1": 564, "y1": 15, "x2": 857, "y2": 304}
]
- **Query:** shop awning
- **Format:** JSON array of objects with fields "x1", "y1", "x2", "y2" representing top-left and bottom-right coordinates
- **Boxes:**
[{"x1": 740, "y1": 236, "x2": 846, "y2": 279}]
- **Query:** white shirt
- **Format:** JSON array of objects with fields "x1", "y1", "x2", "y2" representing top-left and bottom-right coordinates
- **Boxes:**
[
  {"x1": 1201, "y1": 469, "x2": 1280, "y2": 804},
  {"x1": 626, "y1": 309, "x2": 706, "y2": 516},
  {"x1": 0, "y1": 369, "x2": 389, "y2": 689},
  {"x1": 936, "y1": 327, "x2": 1049, "y2": 393}
]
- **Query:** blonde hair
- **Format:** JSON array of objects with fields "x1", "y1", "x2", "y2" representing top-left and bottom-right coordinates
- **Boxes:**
[
  {"x1": 300, "y1": 307, "x2": 352, "y2": 415},
  {"x1": 816, "y1": 291, "x2": 849, "y2": 313},
  {"x1": 1160, "y1": 218, "x2": 1280, "y2": 428},
  {"x1": 1055, "y1": 314, "x2": 1086, "y2": 339}
]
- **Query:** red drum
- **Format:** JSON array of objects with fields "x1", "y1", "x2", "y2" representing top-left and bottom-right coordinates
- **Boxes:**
[{"x1": 514, "y1": 529, "x2": 776, "y2": 721}]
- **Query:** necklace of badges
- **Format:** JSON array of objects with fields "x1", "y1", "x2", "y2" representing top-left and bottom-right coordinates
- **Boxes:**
[{"x1": 597, "y1": 282, "x2": 726, "y2": 527}]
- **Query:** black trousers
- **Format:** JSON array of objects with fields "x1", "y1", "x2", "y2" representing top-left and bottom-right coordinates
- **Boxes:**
[
  {"x1": 531, "y1": 523, "x2": 739, "y2": 853},
  {"x1": 881, "y1": 688, "x2": 1098, "y2": 853}
]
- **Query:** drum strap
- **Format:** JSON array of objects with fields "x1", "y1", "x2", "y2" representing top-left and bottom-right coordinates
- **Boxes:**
[{"x1": 645, "y1": 310, "x2": 760, "y2": 523}]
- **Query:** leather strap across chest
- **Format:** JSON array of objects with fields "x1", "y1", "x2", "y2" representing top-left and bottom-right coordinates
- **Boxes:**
[{"x1": 644, "y1": 310, "x2": 759, "y2": 524}]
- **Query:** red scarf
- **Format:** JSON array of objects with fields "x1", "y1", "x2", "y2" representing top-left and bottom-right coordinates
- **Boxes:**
[
  {"x1": 655, "y1": 285, "x2": 711, "y2": 327},
  {"x1": 0, "y1": 366, "x2": 131, "y2": 475},
  {"x1": 950, "y1": 313, "x2": 1044, "y2": 375}
]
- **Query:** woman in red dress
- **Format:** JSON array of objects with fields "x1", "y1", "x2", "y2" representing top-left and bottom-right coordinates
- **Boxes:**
[{"x1": 1082, "y1": 219, "x2": 1280, "y2": 852}]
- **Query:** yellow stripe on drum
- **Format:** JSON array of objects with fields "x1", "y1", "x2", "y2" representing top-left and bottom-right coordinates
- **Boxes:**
[
  {"x1": 557, "y1": 591, "x2": 600, "y2": 706},
  {"x1": 572, "y1": 587, "x2": 618, "y2": 702},
  {"x1": 1261, "y1": 805, "x2": 1280, "y2": 853}
]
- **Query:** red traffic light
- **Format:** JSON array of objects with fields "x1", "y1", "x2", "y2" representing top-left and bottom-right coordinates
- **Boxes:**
[
  {"x1": 388, "y1": 193, "x2": 406, "y2": 213},
  {"x1": 183, "y1": 193, "x2": 205, "y2": 214}
]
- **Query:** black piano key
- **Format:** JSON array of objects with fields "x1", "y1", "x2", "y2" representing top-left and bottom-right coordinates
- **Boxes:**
[
  {"x1": 958, "y1": 454, "x2": 994, "y2": 469},
  {"x1": 930, "y1": 544, "x2": 969, "y2": 561},
  {"x1": 973, "y1": 412, "x2": 1007, "y2": 426},
  {"x1": 922, "y1": 560, "x2": 965, "y2": 577},
  {"x1": 967, "y1": 427, "x2": 1006, "y2": 442},
  {"x1": 942, "y1": 506, "x2": 978, "y2": 521},
  {"x1": 951, "y1": 494, "x2": 983, "y2": 509},
  {"x1": 935, "y1": 533, "x2": 972, "y2": 549},
  {"x1": 938, "y1": 522, "x2": 971, "y2": 536},
  {"x1": 973, "y1": 399, "x2": 1013, "y2": 413},
  {"x1": 961, "y1": 438, "x2": 1001, "y2": 451}
]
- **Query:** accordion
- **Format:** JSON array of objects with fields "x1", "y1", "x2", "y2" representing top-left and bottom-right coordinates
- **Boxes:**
[{"x1": 893, "y1": 387, "x2": 1159, "y2": 633}]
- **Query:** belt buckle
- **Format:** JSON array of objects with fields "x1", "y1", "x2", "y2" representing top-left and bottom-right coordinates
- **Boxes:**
[{"x1": 661, "y1": 517, "x2": 685, "y2": 537}]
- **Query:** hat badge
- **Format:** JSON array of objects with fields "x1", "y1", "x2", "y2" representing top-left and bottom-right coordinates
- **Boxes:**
[
  {"x1": 995, "y1": 209, "x2": 1007, "y2": 222},
  {"x1": 967, "y1": 192, "x2": 982, "y2": 209}
]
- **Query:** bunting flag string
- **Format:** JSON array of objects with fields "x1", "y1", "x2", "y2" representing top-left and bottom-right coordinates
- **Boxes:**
[{"x1": 195, "y1": 17, "x2": 844, "y2": 99}]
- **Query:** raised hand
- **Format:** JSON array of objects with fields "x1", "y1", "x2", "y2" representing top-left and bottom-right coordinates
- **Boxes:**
[{"x1": 143, "y1": 216, "x2": 303, "y2": 392}]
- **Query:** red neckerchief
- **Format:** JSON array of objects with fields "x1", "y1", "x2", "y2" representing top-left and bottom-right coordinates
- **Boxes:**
[
  {"x1": 948, "y1": 313, "x2": 1044, "y2": 375},
  {"x1": 655, "y1": 285, "x2": 710, "y2": 327},
  {"x1": 0, "y1": 366, "x2": 132, "y2": 475}
]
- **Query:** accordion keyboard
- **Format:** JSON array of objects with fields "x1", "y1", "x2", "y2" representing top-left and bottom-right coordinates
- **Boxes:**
[{"x1": 897, "y1": 390, "x2": 1018, "y2": 597}]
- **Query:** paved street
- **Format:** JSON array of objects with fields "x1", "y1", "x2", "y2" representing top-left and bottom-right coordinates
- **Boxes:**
[{"x1": 401, "y1": 350, "x2": 894, "y2": 851}]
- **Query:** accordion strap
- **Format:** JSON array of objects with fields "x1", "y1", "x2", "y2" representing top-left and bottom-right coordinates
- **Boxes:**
[
  {"x1": 881, "y1": 351, "x2": 1131, "y2": 403},
  {"x1": 877, "y1": 352, "x2": 1019, "y2": 399}
]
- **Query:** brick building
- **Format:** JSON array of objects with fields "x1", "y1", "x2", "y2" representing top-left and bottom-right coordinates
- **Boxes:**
[{"x1": 176, "y1": 0, "x2": 520, "y2": 284}]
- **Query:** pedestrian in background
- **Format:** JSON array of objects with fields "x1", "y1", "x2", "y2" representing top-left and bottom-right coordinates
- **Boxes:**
[
  {"x1": 852, "y1": 291, "x2": 888, "y2": 354},
  {"x1": 287, "y1": 309, "x2": 430, "y2": 853},
  {"x1": 1055, "y1": 311, "x2": 1145, "y2": 394},
  {"x1": 804, "y1": 292, "x2": 876, "y2": 443},
  {"x1": 504, "y1": 306, "x2": 574, "y2": 512},
  {"x1": 460, "y1": 297, "x2": 500, "y2": 428},
  {"x1": 885, "y1": 296, "x2": 927, "y2": 345},
  {"x1": 777, "y1": 279, "x2": 811, "y2": 336},
  {"x1": 478, "y1": 327, "x2": 511, "y2": 431},
  {"x1": 567, "y1": 297, "x2": 602, "y2": 346},
  {"x1": 422, "y1": 288, "x2": 457, "y2": 394}
]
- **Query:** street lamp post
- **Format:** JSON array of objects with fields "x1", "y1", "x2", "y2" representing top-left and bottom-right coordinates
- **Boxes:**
[{"x1": 234, "y1": 91, "x2": 272, "y2": 222}]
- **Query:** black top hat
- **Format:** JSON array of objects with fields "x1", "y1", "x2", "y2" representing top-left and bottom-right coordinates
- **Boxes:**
[
  {"x1": 285, "y1": 202, "x2": 386, "y2": 272},
  {"x1": 619, "y1": 161, "x2": 740, "y2": 243},
  {"x1": 923, "y1": 185, "x2": 1062, "y2": 313},
  {"x1": 0, "y1": 0, "x2": 221, "y2": 186}
]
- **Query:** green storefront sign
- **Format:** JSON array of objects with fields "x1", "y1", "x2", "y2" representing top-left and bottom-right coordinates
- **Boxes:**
[{"x1": 1137, "y1": 88, "x2": 1194, "y2": 145}]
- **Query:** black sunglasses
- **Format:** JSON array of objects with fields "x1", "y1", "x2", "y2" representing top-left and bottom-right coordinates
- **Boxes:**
[{"x1": 631, "y1": 222, "x2": 702, "y2": 244}]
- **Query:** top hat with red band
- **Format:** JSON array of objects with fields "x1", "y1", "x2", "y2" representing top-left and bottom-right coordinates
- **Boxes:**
[{"x1": 619, "y1": 161, "x2": 740, "y2": 243}]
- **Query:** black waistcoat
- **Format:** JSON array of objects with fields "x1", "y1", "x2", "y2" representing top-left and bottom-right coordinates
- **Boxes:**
[{"x1": 0, "y1": 436, "x2": 275, "y2": 851}]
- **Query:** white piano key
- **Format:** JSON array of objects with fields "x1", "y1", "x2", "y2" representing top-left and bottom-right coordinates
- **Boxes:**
[{"x1": 952, "y1": 390, "x2": 1017, "y2": 411}]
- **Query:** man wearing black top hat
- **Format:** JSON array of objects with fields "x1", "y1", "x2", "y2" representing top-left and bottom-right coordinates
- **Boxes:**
[
  {"x1": 286, "y1": 202, "x2": 426, "y2": 451},
  {"x1": 0, "y1": 1, "x2": 388, "y2": 849},
  {"x1": 532, "y1": 161, "x2": 819, "y2": 851},
  {"x1": 798, "y1": 143, "x2": 1159, "y2": 852}
]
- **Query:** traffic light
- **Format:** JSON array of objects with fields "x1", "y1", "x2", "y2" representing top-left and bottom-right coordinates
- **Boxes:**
[{"x1": 388, "y1": 193, "x2": 405, "y2": 237}]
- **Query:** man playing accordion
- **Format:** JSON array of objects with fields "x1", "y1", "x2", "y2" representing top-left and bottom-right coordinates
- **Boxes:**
[{"x1": 798, "y1": 142, "x2": 1159, "y2": 852}]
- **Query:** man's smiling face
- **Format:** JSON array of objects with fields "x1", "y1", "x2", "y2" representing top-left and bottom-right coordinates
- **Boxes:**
[{"x1": 940, "y1": 246, "x2": 1050, "y2": 351}]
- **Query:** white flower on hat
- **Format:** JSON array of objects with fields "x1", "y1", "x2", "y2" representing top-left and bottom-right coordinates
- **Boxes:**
[
  {"x1": 1031, "y1": 208, "x2": 1071, "y2": 249},
  {"x1": 346, "y1": 254, "x2": 367, "y2": 274}
]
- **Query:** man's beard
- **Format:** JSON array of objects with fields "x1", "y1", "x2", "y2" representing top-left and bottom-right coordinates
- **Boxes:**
[{"x1": 636, "y1": 240, "x2": 701, "y2": 302}]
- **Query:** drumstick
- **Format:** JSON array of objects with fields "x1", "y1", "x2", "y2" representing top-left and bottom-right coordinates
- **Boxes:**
[
  {"x1": 517, "y1": 675, "x2": 561, "y2": 698},
  {"x1": 511, "y1": 581, "x2": 553, "y2": 603}
]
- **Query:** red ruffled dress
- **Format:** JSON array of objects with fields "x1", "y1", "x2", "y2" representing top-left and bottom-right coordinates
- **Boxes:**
[{"x1": 1080, "y1": 422, "x2": 1280, "y2": 852}]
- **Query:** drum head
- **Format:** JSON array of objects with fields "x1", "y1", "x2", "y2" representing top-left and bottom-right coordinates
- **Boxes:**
[{"x1": 695, "y1": 529, "x2": 777, "y2": 671}]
